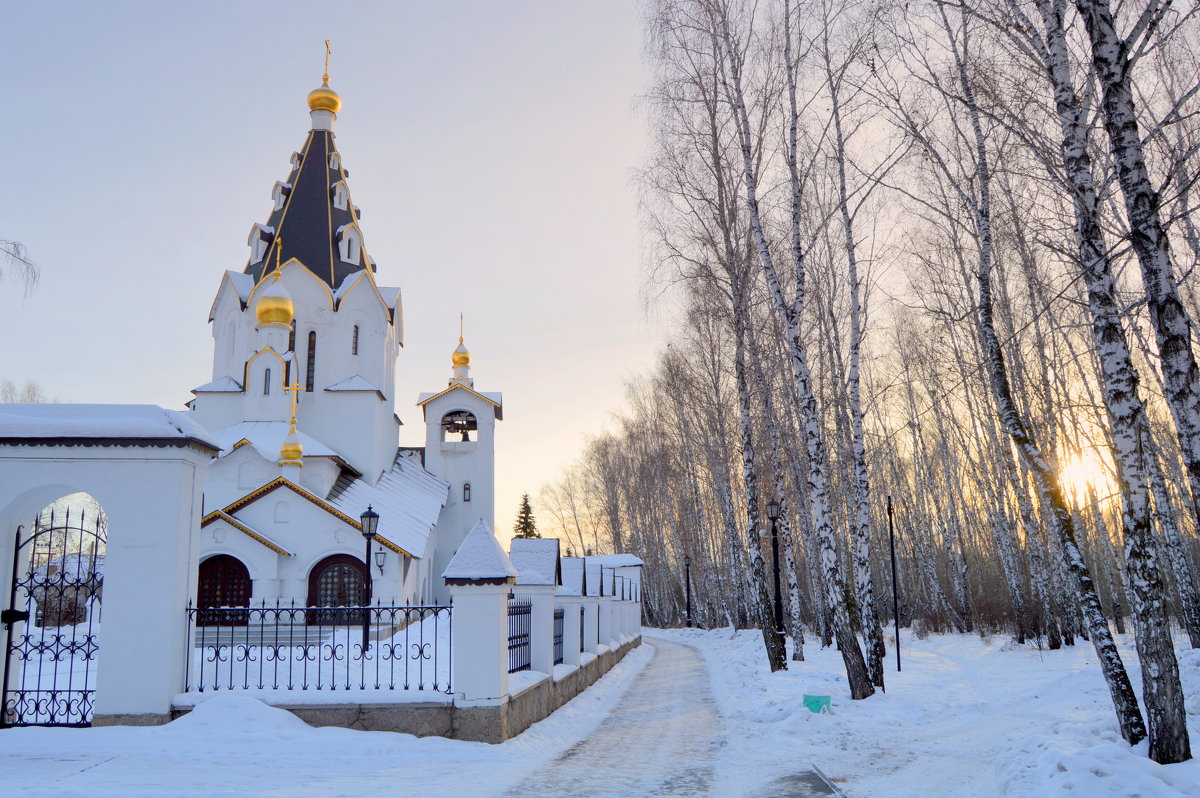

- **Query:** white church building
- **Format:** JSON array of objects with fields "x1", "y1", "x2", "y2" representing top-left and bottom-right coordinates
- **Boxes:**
[{"x1": 189, "y1": 73, "x2": 501, "y2": 611}]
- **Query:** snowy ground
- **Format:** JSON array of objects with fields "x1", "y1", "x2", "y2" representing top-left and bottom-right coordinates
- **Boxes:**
[
  {"x1": 653, "y1": 626, "x2": 1200, "y2": 798},
  {"x1": 1, "y1": 630, "x2": 1198, "y2": 796}
]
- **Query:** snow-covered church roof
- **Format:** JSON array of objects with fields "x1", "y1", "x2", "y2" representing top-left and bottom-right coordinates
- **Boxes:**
[
  {"x1": 327, "y1": 449, "x2": 448, "y2": 560},
  {"x1": 210, "y1": 421, "x2": 342, "y2": 463},
  {"x1": 0, "y1": 404, "x2": 219, "y2": 451}
]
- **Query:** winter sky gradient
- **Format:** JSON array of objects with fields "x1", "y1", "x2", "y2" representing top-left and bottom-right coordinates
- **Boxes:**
[{"x1": 0, "y1": 1, "x2": 660, "y2": 537}]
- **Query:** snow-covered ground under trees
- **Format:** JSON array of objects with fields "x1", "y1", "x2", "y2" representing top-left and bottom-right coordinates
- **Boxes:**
[
  {"x1": 0, "y1": 630, "x2": 1198, "y2": 797},
  {"x1": 650, "y1": 626, "x2": 1200, "y2": 798}
]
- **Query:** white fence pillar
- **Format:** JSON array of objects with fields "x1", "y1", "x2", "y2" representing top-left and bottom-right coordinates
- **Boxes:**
[
  {"x1": 523, "y1": 584, "x2": 556, "y2": 675},
  {"x1": 582, "y1": 598, "x2": 599, "y2": 654},
  {"x1": 448, "y1": 580, "x2": 510, "y2": 704},
  {"x1": 598, "y1": 596, "x2": 613, "y2": 649},
  {"x1": 557, "y1": 595, "x2": 582, "y2": 666}
]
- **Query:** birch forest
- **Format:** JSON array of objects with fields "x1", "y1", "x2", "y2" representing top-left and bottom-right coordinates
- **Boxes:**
[{"x1": 540, "y1": 0, "x2": 1200, "y2": 764}]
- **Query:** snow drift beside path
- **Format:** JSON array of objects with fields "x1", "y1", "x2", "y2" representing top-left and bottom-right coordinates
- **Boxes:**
[
  {"x1": 0, "y1": 645, "x2": 653, "y2": 797},
  {"x1": 650, "y1": 627, "x2": 1200, "y2": 798}
]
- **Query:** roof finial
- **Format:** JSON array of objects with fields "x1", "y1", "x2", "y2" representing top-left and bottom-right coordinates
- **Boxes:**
[
  {"x1": 323, "y1": 39, "x2": 331, "y2": 87},
  {"x1": 459, "y1": 312, "x2": 464, "y2": 344},
  {"x1": 272, "y1": 235, "x2": 283, "y2": 281}
]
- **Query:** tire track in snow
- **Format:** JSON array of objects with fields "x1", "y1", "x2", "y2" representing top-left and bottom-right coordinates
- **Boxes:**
[{"x1": 505, "y1": 638, "x2": 721, "y2": 797}]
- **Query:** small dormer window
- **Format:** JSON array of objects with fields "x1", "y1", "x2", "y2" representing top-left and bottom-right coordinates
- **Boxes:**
[
  {"x1": 329, "y1": 152, "x2": 341, "y2": 170},
  {"x1": 352, "y1": 325, "x2": 359, "y2": 356},
  {"x1": 332, "y1": 181, "x2": 349, "y2": 211},
  {"x1": 337, "y1": 225, "x2": 362, "y2": 264},
  {"x1": 271, "y1": 181, "x2": 292, "y2": 211},
  {"x1": 289, "y1": 152, "x2": 301, "y2": 169},
  {"x1": 247, "y1": 223, "x2": 274, "y2": 263},
  {"x1": 463, "y1": 482, "x2": 471, "y2": 503}
]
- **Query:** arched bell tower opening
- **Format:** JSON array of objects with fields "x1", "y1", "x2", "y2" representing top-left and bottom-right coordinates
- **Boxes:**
[{"x1": 441, "y1": 410, "x2": 477, "y2": 442}]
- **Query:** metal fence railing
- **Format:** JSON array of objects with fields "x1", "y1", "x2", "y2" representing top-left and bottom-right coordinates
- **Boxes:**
[
  {"x1": 507, "y1": 598, "x2": 531, "y2": 673},
  {"x1": 184, "y1": 601, "x2": 451, "y2": 694},
  {"x1": 553, "y1": 607, "x2": 564, "y2": 665}
]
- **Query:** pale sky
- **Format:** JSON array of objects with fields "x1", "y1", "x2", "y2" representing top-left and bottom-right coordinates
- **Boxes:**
[{"x1": 0, "y1": 1, "x2": 663, "y2": 540}]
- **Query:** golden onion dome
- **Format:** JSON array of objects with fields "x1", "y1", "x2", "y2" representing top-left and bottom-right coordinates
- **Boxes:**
[
  {"x1": 256, "y1": 270, "x2": 294, "y2": 326},
  {"x1": 452, "y1": 340, "x2": 471, "y2": 368},
  {"x1": 307, "y1": 81, "x2": 342, "y2": 114},
  {"x1": 280, "y1": 420, "x2": 304, "y2": 463}
]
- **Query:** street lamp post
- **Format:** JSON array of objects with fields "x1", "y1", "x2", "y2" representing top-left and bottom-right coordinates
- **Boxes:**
[
  {"x1": 766, "y1": 499, "x2": 785, "y2": 655},
  {"x1": 360, "y1": 505, "x2": 380, "y2": 654},
  {"x1": 683, "y1": 554, "x2": 692, "y2": 628}
]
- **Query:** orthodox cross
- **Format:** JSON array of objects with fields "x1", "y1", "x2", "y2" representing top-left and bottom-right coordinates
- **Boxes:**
[
  {"x1": 459, "y1": 311, "x2": 464, "y2": 343},
  {"x1": 283, "y1": 379, "x2": 302, "y2": 428},
  {"x1": 272, "y1": 235, "x2": 283, "y2": 279},
  {"x1": 323, "y1": 40, "x2": 331, "y2": 86}
]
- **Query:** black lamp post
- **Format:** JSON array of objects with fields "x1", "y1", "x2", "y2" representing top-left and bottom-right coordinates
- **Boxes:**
[
  {"x1": 360, "y1": 505, "x2": 380, "y2": 653},
  {"x1": 683, "y1": 554, "x2": 692, "y2": 628},
  {"x1": 766, "y1": 499, "x2": 786, "y2": 655}
]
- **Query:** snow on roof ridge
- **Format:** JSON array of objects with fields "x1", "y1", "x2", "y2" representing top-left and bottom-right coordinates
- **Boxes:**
[
  {"x1": 442, "y1": 520, "x2": 518, "y2": 581},
  {"x1": 0, "y1": 404, "x2": 219, "y2": 449},
  {"x1": 509, "y1": 538, "x2": 560, "y2": 586}
]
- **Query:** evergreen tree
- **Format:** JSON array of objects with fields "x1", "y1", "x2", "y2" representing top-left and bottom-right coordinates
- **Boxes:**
[{"x1": 513, "y1": 494, "x2": 540, "y2": 538}]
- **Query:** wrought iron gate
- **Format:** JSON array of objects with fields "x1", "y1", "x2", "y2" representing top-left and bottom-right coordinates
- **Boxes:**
[{"x1": 1, "y1": 507, "x2": 106, "y2": 727}]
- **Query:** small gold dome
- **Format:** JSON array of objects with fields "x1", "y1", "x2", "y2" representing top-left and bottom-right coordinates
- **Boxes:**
[
  {"x1": 280, "y1": 437, "x2": 304, "y2": 462},
  {"x1": 280, "y1": 418, "x2": 304, "y2": 463},
  {"x1": 308, "y1": 84, "x2": 342, "y2": 114},
  {"x1": 452, "y1": 341, "x2": 471, "y2": 368},
  {"x1": 256, "y1": 270, "x2": 294, "y2": 326}
]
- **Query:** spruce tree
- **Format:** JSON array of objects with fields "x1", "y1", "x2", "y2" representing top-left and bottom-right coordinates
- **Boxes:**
[{"x1": 513, "y1": 494, "x2": 540, "y2": 539}]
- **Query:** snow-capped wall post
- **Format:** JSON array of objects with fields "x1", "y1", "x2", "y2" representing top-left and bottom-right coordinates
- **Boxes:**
[
  {"x1": 557, "y1": 594, "x2": 582, "y2": 666},
  {"x1": 524, "y1": 585, "x2": 556, "y2": 675},
  {"x1": 507, "y1": 537, "x2": 562, "y2": 676},
  {"x1": 443, "y1": 520, "x2": 518, "y2": 704},
  {"x1": 582, "y1": 599, "x2": 599, "y2": 654}
]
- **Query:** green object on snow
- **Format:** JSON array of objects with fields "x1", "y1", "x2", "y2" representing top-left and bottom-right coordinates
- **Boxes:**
[{"x1": 803, "y1": 694, "x2": 832, "y2": 714}]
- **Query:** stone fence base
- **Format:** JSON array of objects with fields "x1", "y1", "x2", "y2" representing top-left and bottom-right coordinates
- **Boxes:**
[{"x1": 170, "y1": 635, "x2": 641, "y2": 744}]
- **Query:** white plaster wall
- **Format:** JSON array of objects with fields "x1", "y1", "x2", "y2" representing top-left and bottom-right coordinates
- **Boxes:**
[{"x1": 0, "y1": 443, "x2": 212, "y2": 718}]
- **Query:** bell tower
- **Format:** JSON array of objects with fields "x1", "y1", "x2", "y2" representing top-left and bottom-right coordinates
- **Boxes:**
[{"x1": 418, "y1": 331, "x2": 503, "y2": 603}]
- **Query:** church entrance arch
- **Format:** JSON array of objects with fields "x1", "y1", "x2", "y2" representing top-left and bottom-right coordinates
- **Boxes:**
[
  {"x1": 197, "y1": 555, "x2": 252, "y2": 626},
  {"x1": 2, "y1": 494, "x2": 107, "y2": 727},
  {"x1": 306, "y1": 554, "x2": 366, "y2": 625}
]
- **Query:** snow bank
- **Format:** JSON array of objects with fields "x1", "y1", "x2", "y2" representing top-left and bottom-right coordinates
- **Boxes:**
[{"x1": 649, "y1": 627, "x2": 1200, "y2": 798}]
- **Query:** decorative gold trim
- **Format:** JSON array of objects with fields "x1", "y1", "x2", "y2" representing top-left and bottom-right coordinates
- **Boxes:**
[
  {"x1": 416, "y1": 383, "x2": 501, "y2": 409},
  {"x1": 201, "y1": 511, "x2": 293, "y2": 556},
  {"x1": 231, "y1": 439, "x2": 252, "y2": 450},
  {"x1": 215, "y1": 477, "x2": 412, "y2": 557},
  {"x1": 246, "y1": 257, "x2": 335, "y2": 310}
]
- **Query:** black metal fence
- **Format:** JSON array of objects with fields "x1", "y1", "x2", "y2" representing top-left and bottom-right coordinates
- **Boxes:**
[
  {"x1": 553, "y1": 608, "x2": 564, "y2": 665},
  {"x1": 184, "y1": 602, "x2": 451, "y2": 694},
  {"x1": 507, "y1": 598, "x2": 531, "y2": 673}
]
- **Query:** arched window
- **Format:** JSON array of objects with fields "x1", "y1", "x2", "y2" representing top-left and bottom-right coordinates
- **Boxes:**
[
  {"x1": 306, "y1": 331, "x2": 317, "y2": 392},
  {"x1": 288, "y1": 319, "x2": 296, "y2": 353},
  {"x1": 198, "y1": 555, "x2": 252, "y2": 626},
  {"x1": 441, "y1": 410, "x2": 477, "y2": 442},
  {"x1": 263, "y1": 368, "x2": 272, "y2": 395},
  {"x1": 463, "y1": 482, "x2": 472, "y2": 503},
  {"x1": 306, "y1": 554, "x2": 366, "y2": 624},
  {"x1": 352, "y1": 325, "x2": 359, "y2": 356}
]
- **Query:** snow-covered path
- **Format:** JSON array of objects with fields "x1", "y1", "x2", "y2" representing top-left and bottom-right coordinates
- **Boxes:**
[{"x1": 506, "y1": 638, "x2": 721, "y2": 797}]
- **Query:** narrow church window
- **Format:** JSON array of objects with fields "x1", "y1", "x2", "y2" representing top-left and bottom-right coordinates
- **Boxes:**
[
  {"x1": 463, "y1": 482, "x2": 471, "y2": 502},
  {"x1": 352, "y1": 325, "x2": 359, "y2": 356},
  {"x1": 263, "y1": 368, "x2": 271, "y2": 395},
  {"x1": 288, "y1": 320, "x2": 296, "y2": 353},
  {"x1": 306, "y1": 332, "x2": 317, "y2": 392}
]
